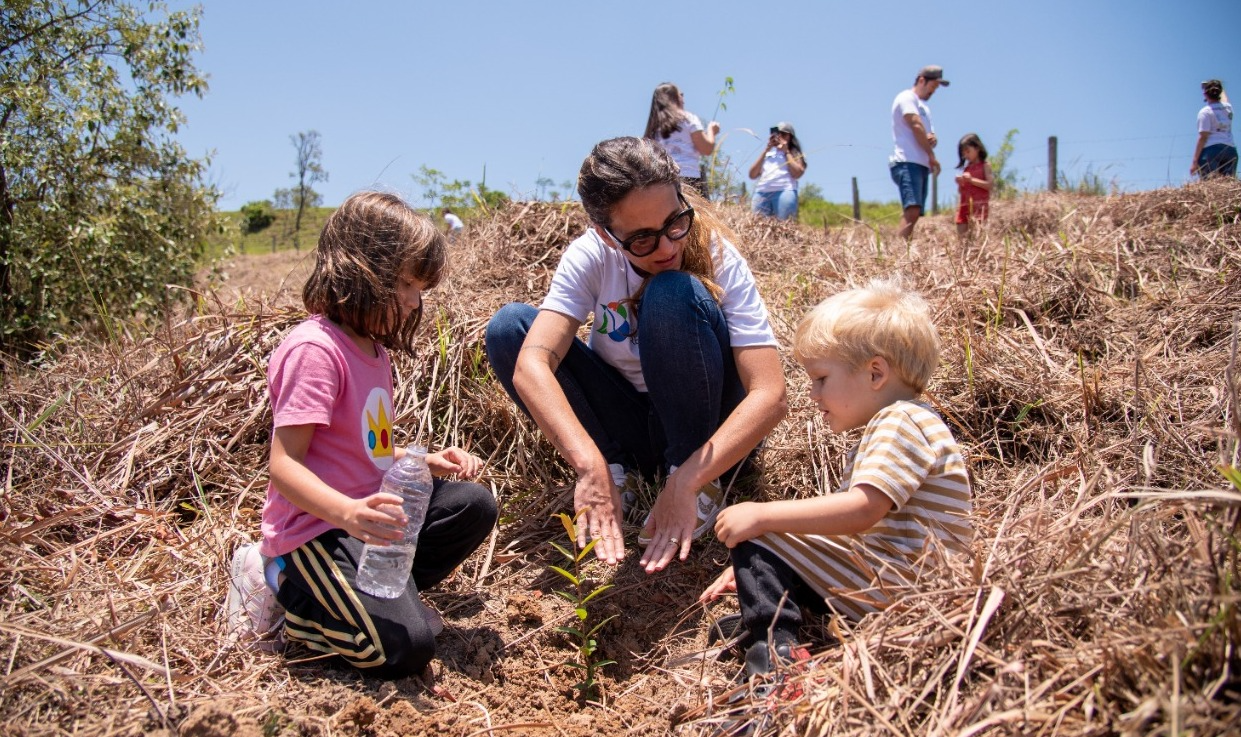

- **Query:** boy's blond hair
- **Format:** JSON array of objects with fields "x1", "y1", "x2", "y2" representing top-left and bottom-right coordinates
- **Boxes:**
[{"x1": 793, "y1": 277, "x2": 940, "y2": 392}]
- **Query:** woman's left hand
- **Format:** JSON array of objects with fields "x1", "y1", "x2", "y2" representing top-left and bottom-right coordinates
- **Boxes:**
[
  {"x1": 426, "y1": 447, "x2": 484, "y2": 479},
  {"x1": 638, "y1": 477, "x2": 698, "y2": 573}
]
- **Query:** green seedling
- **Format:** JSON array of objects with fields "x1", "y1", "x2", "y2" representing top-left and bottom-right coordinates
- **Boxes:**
[{"x1": 548, "y1": 508, "x2": 617, "y2": 702}]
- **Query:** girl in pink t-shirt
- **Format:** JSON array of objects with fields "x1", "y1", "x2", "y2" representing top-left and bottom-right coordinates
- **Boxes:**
[
  {"x1": 225, "y1": 191, "x2": 497, "y2": 678},
  {"x1": 954, "y1": 132, "x2": 994, "y2": 241}
]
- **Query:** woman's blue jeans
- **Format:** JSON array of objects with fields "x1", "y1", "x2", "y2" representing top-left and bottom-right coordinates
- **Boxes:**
[
  {"x1": 1199, "y1": 144, "x2": 1238, "y2": 178},
  {"x1": 484, "y1": 271, "x2": 746, "y2": 478},
  {"x1": 752, "y1": 189, "x2": 799, "y2": 220}
]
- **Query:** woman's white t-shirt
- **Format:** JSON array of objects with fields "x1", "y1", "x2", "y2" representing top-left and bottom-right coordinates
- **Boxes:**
[
  {"x1": 1198, "y1": 102, "x2": 1235, "y2": 148},
  {"x1": 540, "y1": 230, "x2": 778, "y2": 392},
  {"x1": 754, "y1": 149, "x2": 798, "y2": 194},
  {"x1": 655, "y1": 112, "x2": 706, "y2": 176}
]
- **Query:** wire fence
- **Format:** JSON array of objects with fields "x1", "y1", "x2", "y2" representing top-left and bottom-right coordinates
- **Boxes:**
[{"x1": 740, "y1": 131, "x2": 1210, "y2": 208}]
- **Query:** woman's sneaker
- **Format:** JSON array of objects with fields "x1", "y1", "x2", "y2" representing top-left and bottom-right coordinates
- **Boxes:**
[
  {"x1": 637, "y1": 479, "x2": 722, "y2": 548},
  {"x1": 225, "y1": 543, "x2": 285, "y2": 651},
  {"x1": 617, "y1": 470, "x2": 646, "y2": 525}
]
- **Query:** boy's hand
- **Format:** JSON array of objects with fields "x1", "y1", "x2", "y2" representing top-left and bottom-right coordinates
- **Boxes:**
[
  {"x1": 699, "y1": 565, "x2": 737, "y2": 603},
  {"x1": 340, "y1": 493, "x2": 407, "y2": 544},
  {"x1": 713, "y1": 502, "x2": 766, "y2": 548},
  {"x1": 427, "y1": 446, "x2": 483, "y2": 479}
]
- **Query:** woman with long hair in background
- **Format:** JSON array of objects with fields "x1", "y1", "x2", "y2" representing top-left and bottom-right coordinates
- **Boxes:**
[{"x1": 644, "y1": 83, "x2": 721, "y2": 196}]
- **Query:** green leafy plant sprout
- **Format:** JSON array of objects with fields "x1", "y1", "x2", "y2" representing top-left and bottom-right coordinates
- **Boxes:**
[
  {"x1": 548, "y1": 508, "x2": 617, "y2": 701},
  {"x1": 705, "y1": 77, "x2": 739, "y2": 202}
]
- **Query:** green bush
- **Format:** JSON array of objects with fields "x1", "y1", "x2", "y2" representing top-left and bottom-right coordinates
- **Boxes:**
[
  {"x1": 240, "y1": 201, "x2": 276, "y2": 233},
  {"x1": 1, "y1": 1, "x2": 220, "y2": 356}
]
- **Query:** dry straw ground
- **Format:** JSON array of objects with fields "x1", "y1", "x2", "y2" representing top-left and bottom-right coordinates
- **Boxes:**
[{"x1": 2, "y1": 181, "x2": 1239, "y2": 736}]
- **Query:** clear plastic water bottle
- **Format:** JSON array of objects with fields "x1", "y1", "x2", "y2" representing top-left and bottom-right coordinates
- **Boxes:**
[{"x1": 356, "y1": 446, "x2": 433, "y2": 598}]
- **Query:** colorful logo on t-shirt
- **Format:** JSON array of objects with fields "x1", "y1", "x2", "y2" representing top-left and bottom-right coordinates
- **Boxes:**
[
  {"x1": 361, "y1": 387, "x2": 395, "y2": 469},
  {"x1": 595, "y1": 301, "x2": 632, "y2": 342}
]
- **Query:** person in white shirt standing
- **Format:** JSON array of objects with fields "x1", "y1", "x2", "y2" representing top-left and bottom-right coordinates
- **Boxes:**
[
  {"x1": 644, "y1": 83, "x2": 721, "y2": 197},
  {"x1": 889, "y1": 66, "x2": 948, "y2": 240},
  {"x1": 1192, "y1": 79, "x2": 1236, "y2": 179},
  {"x1": 748, "y1": 122, "x2": 807, "y2": 221}
]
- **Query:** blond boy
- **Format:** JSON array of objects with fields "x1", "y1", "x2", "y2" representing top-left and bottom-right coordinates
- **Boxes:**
[{"x1": 700, "y1": 278, "x2": 971, "y2": 679}]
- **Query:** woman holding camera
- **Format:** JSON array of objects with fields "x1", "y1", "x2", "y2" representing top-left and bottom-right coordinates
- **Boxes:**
[
  {"x1": 485, "y1": 137, "x2": 786, "y2": 575},
  {"x1": 749, "y1": 122, "x2": 807, "y2": 221},
  {"x1": 1192, "y1": 79, "x2": 1236, "y2": 179},
  {"x1": 644, "y1": 83, "x2": 721, "y2": 196}
]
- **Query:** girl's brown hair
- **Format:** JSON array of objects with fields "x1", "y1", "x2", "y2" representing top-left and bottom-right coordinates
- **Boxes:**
[
  {"x1": 302, "y1": 191, "x2": 446, "y2": 353},
  {"x1": 956, "y1": 132, "x2": 989, "y2": 170},
  {"x1": 577, "y1": 136, "x2": 727, "y2": 305}
]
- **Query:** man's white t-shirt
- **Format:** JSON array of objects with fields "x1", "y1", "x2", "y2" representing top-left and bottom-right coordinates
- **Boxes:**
[
  {"x1": 890, "y1": 89, "x2": 933, "y2": 168},
  {"x1": 444, "y1": 212, "x2": 464, "y2": 231},
  {"x1": 1198, "y1": 102, "x2": 1236, "y2": 148},
  {"x1": 655, "y1": 112, "x2": 706, "y2": 176},
  {"x1": 540, "y1": 230, "x2": 777, "y2": 392}
]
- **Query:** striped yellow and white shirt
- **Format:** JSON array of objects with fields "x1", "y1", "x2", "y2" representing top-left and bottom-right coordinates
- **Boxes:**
[{"x1": 753, "y1": 399, "x2": 971, "y2": 621}]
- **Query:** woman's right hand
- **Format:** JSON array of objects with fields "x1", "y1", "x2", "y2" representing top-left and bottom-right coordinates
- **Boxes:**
[
  {"x1": 339, "y1": 492, "x2": 408, "y2": 544},
  {"x1": 574, "y1": 467, "x2": 626, "y2": 565}
]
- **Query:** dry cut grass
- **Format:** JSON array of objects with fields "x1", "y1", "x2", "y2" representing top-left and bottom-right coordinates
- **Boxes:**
[{"x1": 1, "y1": 180, "x2": 1239, "y2": 736}]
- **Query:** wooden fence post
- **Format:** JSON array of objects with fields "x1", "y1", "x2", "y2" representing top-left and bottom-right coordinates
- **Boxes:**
[
  {"x1": 851, "y1": 177, "x2": 861, "y2": 221},
  {"x1": 1048, "y1": 136, "x2": 1058, "y2": 191}
]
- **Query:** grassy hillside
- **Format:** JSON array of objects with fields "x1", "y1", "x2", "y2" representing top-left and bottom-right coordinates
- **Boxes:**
[
  {"x1": 3, "y1": 183, "x2": 1239, "y2": 736},
  {"x1": 205, "y1": 205, "x2": 337, "y2": 259}
]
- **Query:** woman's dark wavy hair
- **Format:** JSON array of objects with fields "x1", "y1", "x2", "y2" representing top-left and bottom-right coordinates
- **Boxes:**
[
  {"x1": 578, "y1": 136, "x2": 727, "y2": 304},
  {"x1": 956, "y1": 132, "x2": 989, "y2": 169},
  {"x1": 643, "y1": 82, "x2": 688, "y2": 140},
  {"x1": 302, "y1": 191, "x2": 446, "y2": 353}
]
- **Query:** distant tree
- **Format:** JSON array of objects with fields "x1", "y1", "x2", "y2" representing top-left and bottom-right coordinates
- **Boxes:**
[
  {"x1": 289, "y1": 130, "x2": 328, "y2": 250},
  {"x1": 535, "y1": 175, "x2": 554, "y2": 201},
  {"x1": 240, "y1": 201, "x2": 275, "y2": 233},
  {"x1": 0, "y1": 0, "x2": 220, "y2": 355},
  {"x1": 799, "y1": 182, "x2": 826, "y2": 204},
  {"x1": 413, "y1": 165, "x2": 509, "y2": 212},
  {"x1": 272, "y1": 188, "x2": 295, "y2": 211}
]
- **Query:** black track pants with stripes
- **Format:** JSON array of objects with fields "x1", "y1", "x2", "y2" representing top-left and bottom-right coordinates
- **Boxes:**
[{"x1": 276, "y1": 479, "x2": 497, "y2": 679}]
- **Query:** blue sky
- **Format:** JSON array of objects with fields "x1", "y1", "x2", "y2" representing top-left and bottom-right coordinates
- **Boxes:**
[{"x1": 171, "y1": 1, "x2": 1240, "y2": 211}]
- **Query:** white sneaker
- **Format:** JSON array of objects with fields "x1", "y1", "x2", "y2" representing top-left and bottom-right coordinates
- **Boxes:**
[
  {"x1": 617, "y1": 469, "x2": 645, "y2": 525},
  {"x1": 422, "y1": 598, "x2": 445, "y2": 637},
  {"x1": 226, "y1": 543, "x2": 285, "y2": 651},
  {"x1": 637, "y1": 480, "x2": 723, "y2": 548}
]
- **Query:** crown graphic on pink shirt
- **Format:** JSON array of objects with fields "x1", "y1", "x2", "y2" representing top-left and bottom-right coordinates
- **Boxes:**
[{"x1": 366, "y1": 403, "x2": 394, "y2": 459}]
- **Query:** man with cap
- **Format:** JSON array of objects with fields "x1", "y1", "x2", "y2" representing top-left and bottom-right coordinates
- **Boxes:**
[
  {"x1": 749, "y1": 121, "x2": 807, "y2": 220},
  {"x1": 890, "y1": 66, "x2": 948, "y2": 239}
]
